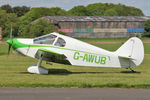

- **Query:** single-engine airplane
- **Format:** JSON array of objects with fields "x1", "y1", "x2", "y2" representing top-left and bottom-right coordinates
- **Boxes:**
[{"x1": 6, "y1": 32, "x2": 144, "y2": 74}]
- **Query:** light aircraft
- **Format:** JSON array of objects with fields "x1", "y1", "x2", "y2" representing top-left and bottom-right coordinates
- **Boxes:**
[{"x1": 6, "y1": 32, "x2": 144, "y2": 74}]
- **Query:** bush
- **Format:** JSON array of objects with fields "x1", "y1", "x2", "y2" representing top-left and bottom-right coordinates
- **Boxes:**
[
  {"x1": 57, "y1": 31, "x2": 66, "y2": 35},
  {"x1": 143, "y1": 20, "x2": 150, "y2": 37}
]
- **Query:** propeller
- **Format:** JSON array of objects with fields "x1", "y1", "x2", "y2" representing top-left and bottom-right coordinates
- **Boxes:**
[
  {"x1": 8, "y1": 43, "x2": 12, "y2": 55},
  {"x1": 6, "y1": 26, "x2": 13, "y2": 55}
]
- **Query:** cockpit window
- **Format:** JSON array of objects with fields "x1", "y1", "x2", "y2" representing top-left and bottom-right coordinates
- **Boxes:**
[
  {"x1": 34, "y1": 34, "x2": 57, "y2": 45},
  {"x1": 54, "y1": 37, "x2": 66, "y2": 47}
]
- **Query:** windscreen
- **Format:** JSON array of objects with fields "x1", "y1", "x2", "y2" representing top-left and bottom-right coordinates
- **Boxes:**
[{"x1": 34, "y1": 34, "x2": 57, "y2": 45}]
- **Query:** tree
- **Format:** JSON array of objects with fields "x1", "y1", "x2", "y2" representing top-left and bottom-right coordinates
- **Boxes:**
[
  {"x1": 0, "y1": 9, "x2": 19, "y2": 38},
  {"x1": 20, "y1": 7, "x2": 69, "y2": 24},
  {"x1": 104, "y1": 9, "x2": 118, "y2": 16},
  {"x1": 20, "y1": 7, "x2": 52, "y2": 24},
  {"x1": 0, "y1": 9, "x2": 9, "y2": 37},
  {"x1": 0, "y1": 9, "x2": 8, "y2": 26},
  {"x1": 86, "y1": 3, "x2": 107, "y2": 16},
  {"x1": 68, "y1": 5, "x2": 88, "y2": 16},
  {"x1": 2, "y1": 13, "x2": 19, "y2": 37},
  {"x1": 49, "y1": 7, "x2": 69, "y2": 16},
  {"x1": 1, "y1": 4, "x2": 13, "y2": 13},
  {"x1": 1, "y1": 5, "x2": 30, "y2": 17},
  {"x1": 143, "y1": 20, "x2": 150, "y2": 37},
  {"x1": 21, "y1": 19, "x2": 56, "y2": 38},
  {"x1": 113, "y1": 4, "x2": 144, "y2": 16},
  {"x1": 13, "y1": 6, "x2": 30, "y2": 17},
  {"x1": 67, "y1": 3, "x2": 144, "y2": 16}
]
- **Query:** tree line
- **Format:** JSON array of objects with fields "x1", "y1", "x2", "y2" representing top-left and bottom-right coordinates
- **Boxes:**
[{"x1": 0, "y1": 3, "x2": 146, "y2": 38}]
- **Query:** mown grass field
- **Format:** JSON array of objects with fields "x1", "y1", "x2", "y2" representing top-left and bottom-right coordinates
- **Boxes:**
[{"x1": 0, "y1": 38, "x2": 150, "y2": 88}]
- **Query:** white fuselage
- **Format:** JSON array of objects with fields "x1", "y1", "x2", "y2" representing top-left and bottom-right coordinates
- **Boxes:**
[{"x1": 15, "y1": 33, "x2": 130, "y2": 68}]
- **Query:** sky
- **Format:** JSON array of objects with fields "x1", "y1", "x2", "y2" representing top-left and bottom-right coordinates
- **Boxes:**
[{"x1": 0, "y1": 0, "x2": 149, "y2": 16}]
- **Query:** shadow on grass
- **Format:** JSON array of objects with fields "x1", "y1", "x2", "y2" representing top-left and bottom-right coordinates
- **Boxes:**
[
  {"x1": 48, "y1": 69, "x2": 71, "y2": 75},
  {"x1": 19, "y1": 72, "x2": 31, "y2": 74},
  {"x1": 47, "y1": 69, "x2": 141, "y2": 75},
  {"x1": 18, "y1": 69, "x2": 141, "y2": 75},
  {"x1": 120, "y1": 71, "x2": 141, "y2": 74}
]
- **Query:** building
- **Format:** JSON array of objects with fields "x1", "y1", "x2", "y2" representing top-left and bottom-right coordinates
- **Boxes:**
[{"x1": 33, "y1": 16, "x2": 150, "y2": 38}]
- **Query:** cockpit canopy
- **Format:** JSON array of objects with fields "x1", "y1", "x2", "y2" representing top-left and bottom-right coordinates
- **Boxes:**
[{"x1": 33, "y1": 34, "x2": 66, "y2": 47}]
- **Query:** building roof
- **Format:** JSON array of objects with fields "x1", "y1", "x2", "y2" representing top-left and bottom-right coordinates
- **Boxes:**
[
  {"x1": 31, "y1": 16, "x2": 150, "y2": 24},
  {"x1": 42, "y1": 16, "x2": 150, "y2": 22}
]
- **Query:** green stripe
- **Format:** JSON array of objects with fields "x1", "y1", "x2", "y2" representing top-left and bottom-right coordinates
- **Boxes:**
[
  {"x1": 39, "y1": 48, "x2": 62, "y2": 55},
  {"x1": 12, "y1": 39, "x2": 29, "y2": 50},
  {"x1": 30, "y1": 45, "x2": 103, "y2": 56},
  {"x1": 14, "y1": 39, "x2": 107, "y2": 56}
]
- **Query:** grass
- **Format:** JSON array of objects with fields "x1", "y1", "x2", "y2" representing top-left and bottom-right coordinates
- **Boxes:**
[
  {"x1": 79, "y1": 37, "x2": 150, "y2": 42},
  {"x1": 0, "y1": 45, "x2": 9, "y2": 55},
  {"x1": 78, "y1": 37, "x2": 129, "y2": 42},
  {"x1": 0, "y1": 39, "x2": 150, "y2": 88},
  {"x1": 0, "y1": 54, "x2": 150, "y2": 88}
]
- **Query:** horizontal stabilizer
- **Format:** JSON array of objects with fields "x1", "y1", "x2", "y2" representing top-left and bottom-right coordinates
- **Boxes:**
[{"x1": 118, "y1": 55, "x2": 135, "y2": 60}]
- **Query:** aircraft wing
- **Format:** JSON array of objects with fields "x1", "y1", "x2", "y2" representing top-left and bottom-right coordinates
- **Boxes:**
[{"x1": 35, "y1": 48, "x2": 71, "y2": 65}]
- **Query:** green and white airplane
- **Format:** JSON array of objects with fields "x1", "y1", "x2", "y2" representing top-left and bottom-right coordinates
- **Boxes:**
[{"x1": 6, "y1": 32, "x2": 144, "y2": 74}]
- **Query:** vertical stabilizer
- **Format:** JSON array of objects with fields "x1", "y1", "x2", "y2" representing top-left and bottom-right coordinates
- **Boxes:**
[{"x1": 115, "y1": 37, "x2": 144, "y2": 67}]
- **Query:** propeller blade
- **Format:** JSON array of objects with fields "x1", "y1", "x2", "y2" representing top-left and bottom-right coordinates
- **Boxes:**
[
  {"x1": 7, "y1": 25, "x2": 13, "y2": 55},
  {"x1": 6, "y1": 39, "x2": 13, "y2": 55},
  {"x1": 10, "y1": 25, "x2": 13, "y2": 40},
  {"x1": 8, "y1": 44, "x2": 12, "y2": 55}
]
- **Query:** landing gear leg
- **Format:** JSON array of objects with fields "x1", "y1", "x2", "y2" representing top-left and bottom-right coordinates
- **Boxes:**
[
  {"x1": 129, "y1": 67, "x2": 136, "y2": 73},
  {"x1": 27, "y1": 55, "x2": 48, "y2": 74}
]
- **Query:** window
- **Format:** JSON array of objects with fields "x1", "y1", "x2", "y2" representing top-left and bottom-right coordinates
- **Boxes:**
[
  {"x1": 54, "y1": 38, "x2": 66, "y2": 47},
  {"x1": 34, "y1": 34, "x2": 57, "y2": 45}
]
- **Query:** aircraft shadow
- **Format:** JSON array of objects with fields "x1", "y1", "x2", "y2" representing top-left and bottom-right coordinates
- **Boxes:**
[
  {"x1": 47, "y1": 68, "x2": 141, "y2": 75},
  {"x1": 120, "y1": 71, "x2": 141, "y2": 74},
  {"x1": 47, "y1": 68, "x2": 116, "y2": 75},
  {"x1": 18, "y1": 69, "x2": 141, "y2": 75}
]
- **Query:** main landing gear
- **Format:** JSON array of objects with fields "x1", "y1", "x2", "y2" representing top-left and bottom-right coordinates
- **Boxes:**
[
  {"x1": 27, "y1": 55, "x2": 49, "y2": 74},
  {"x1": 128, "y1": 67, "x2": 136, "y2": 73}
]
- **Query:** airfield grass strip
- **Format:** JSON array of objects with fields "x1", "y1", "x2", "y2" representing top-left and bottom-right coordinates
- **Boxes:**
[{"x1": 0, "y1": 55, "x2": 150, "y2": 89}]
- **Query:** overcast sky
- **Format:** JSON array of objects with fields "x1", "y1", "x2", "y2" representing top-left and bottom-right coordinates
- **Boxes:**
[{"x1": 0, "y1": 0, "x2": 149, "y2": 16}]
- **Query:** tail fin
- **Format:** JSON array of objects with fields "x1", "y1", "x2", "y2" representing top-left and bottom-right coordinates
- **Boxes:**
[{"x1": 115, "y1": 37, "x2": 144, "y2": 67}]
